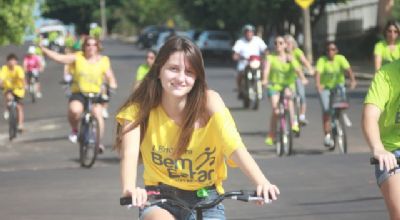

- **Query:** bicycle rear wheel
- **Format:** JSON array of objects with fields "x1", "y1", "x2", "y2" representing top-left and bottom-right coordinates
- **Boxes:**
[
  {"x1": 29, "y1": 78, "x2": 36, "y2": 103},
  {"x1": 8, "y1": 104, "x2": 18, "y2": 141},
  {"x1": 79, "y1": 116, "x2": 100, "y2": 168},
  {"x1": 283, "y1": 108, "x2": 293, "y2": 156},
  {"x1": 334, "y1": 112, "x2": 347, "y2": 154}
]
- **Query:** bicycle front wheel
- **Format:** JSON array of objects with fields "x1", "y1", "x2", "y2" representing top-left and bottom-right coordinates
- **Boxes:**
[
  {"x1": 283, "y1": 108, "x2": 293, "y2": 156},
  {"x1": 79, "y1": 116, "x2": 100, "y2": 168},
  {"x1": 8, "y1": 104, "x2": 18, "y2": 141},
  {"x1": 334, "y1": 112, "x2": 347, "y2": 154}
]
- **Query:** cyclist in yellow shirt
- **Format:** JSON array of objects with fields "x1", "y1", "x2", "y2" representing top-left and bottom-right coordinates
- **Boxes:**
[
  {"x1": 114, "y1": 36, "x2": 279, "y2": 219},
  {"x1": 40, "y1": 36, "x2": 117, "y2": 151},
  {"x1": 0, "y1": 54, "x2": 25, "y2": 131}
]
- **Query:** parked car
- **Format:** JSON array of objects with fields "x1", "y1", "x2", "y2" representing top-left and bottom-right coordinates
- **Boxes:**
[
  {"x1": 195, "y1": 30, "x2": 233, "y2": 58},
  {"x1": 152, "y1": 30, "x2": 191, "y2": 52},
  {"x1": 136, "y1": 25, "x2": 173, "y2": 49}
]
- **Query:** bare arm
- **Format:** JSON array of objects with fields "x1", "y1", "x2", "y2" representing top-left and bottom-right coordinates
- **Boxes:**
[
  {"x1": 374, "y1": 55, "x2": 382, "y2": 72},
  {"x1": 105, "y1": 68, "x2": 118, "y2": 89},
  {"x1": 345, "y1": 68, "x2": 357, "y2": 89},
  {"x1": 119, "y1": 121, "x2": 148, "y2": 207},
  {"x1": 362, "y1": 104, "x2": 398, "y2": 171},
  {"x1": 40, "y1": 46, "x2": 76, "y2": 65},
  {"x1": 230, "y1": 148, "x2": 280, "y2": 202},
  {"x1": 314, "y1": 71, "x2": 323, "y2": 92},
  {"x1": 232, "y1": 52, "x2": 240, "y2": 61},
  {"x1": 262, "y1": 59, "x2": 271, "y2": 85},
  {"x1": 299, "y1": 54, "x2": 314, "y2": 75},
  {"x1": 295, "y1": 68, "x2": 308, "y2": 85}
]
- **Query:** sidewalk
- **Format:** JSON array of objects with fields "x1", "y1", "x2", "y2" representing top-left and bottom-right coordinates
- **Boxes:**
[{"x1": 351, "y1": 59, "x2": 374, "y2": 80}]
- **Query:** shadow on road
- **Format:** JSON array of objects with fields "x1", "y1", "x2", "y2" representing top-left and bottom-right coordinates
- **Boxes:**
[
  {"x1": 18, "y1": 135, "x2": 68, "y2": 144},
  {"x1": 297, "y1": 196, "x2": 382, "y2": 206}
]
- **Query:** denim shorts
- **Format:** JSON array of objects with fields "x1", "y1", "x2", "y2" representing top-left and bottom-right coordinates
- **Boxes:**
[
  {"x1": 139, "y1": 185, "x2": 225, "y2": 220},
  {"x1": 374, "y1": 150, "x2": 400, "y2": 187},
  {"x1": 319, "y1": 84, "x2": 346, "y2": 113}
]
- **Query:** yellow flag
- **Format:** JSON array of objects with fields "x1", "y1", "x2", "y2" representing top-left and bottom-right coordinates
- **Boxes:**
[{"x1": 294, "y1": 0, "x2": 315, "y2": 9}]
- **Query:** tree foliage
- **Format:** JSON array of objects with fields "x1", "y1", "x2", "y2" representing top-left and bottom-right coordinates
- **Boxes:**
[
  {"x1": 42, "y1": 0, "x2": 99, "y2": 34},
  {"x1": 0, "y1": 0, "x2": 36, "y2": 45}
]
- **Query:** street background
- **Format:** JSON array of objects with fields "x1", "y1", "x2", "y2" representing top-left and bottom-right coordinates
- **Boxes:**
[{"x1": 0, "y1": 39, "x2": 387, "y2": 220}]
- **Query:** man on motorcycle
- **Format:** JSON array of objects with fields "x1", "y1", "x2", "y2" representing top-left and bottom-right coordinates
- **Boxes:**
[{"x1": 232, "y1": 24, "x2": 267, "y2": 98}]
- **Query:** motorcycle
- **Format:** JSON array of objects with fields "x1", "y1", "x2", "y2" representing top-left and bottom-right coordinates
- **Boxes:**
[{"x1": 240, "y1": 55, "x2": 263, "y2": 110}]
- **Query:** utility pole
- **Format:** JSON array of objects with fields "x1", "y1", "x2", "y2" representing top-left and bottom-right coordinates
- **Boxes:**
[
  {"x1": 303, "y1": 7, "x2": 313, "y2": 62},
  {"x1": 100, "y1": 0, "x2": 107, "y2": 38}
]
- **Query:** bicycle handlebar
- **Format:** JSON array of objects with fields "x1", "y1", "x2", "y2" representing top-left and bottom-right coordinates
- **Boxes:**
[
  {"x1": 370, "y1": 157, "x2": 400, "y2": 165},
  {"x1": 120, "y1": 190, "x2": 266, "y2": 210}
]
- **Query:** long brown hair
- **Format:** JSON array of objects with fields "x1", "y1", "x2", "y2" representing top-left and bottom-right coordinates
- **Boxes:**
[{"x1": 114, "y1": 36, "x2": 208, "y2": 158}]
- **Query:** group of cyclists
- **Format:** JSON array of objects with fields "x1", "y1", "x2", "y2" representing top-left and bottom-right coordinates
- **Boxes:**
[
  {"x1": 1, "y1": 18, "x2": 400, "y2": 219},
  {"x1": 232, "y1": 24, "x2": 357, "y2": 148},
  {"x1": 0, "y1": 24, "x2": 116, "y2": 155}
]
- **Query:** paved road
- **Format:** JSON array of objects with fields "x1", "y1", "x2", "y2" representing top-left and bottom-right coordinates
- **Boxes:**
[{"x1": 0, "y1": 39, "x2": 388, "y2": 219}]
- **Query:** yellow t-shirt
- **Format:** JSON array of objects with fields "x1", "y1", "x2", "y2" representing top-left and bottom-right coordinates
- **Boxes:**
[
  {"x1": 0, "y1": 65, "x2": 25, "y2": 98},
  {"x1": 71, "y1": 52, "x2": 110, "y2": 93},
  {"x1": 116, "y1": 104, "x2": 245, "y2": 194}
]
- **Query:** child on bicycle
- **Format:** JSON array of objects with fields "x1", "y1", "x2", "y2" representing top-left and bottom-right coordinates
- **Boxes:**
[
  {"x1": 0, "y1": 54, "x2": 25, "y2": 131},
  {"x1": 314, "y1": 41, "x2": 356, "y2": 147},
  {"x1": 24, "y1": 46, "x2": 43, "y2": 98},
  {"x1": 262, "y1": 36, "x2": 308, "y2": 146},
  {"x1": 363, "y1": 59, "x2": 400, "y2": 220},
  {"x1": 115, "y1": 36, "x2": 279, "y2": 220}
]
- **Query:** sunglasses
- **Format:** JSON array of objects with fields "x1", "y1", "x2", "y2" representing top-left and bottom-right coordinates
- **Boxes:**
[
  {"x1": 327, "y1": 47, "x2": 337, "y2": 51},
  {"x1": 85, "y1": 43, "x2": 98, "y2": 47},
  {"x1": 275, "y1": 41, "x2": 284, "y2": 45}
]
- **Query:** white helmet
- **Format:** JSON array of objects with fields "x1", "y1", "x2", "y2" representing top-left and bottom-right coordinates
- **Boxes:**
[
  {"x1": 90, "y1": 23, "x2": 98, "y2": 29},
  {"x1": 28, "y1": 46, "x2": 36, "y2": 54}
]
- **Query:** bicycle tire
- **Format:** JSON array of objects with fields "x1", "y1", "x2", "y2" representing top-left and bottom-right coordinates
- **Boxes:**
[
  {"x1": 8, "y1": 104, "x2": 18, "y2": 140},
  {"x1": 293, "y1": 95, "x2": 301, "y2": 137},
  {"x1": 29, "y1": 78, "x2": 36, "y2": 103},
  {"x1": 334, "y1": 112, "x2": 347, "y2": 154},
  {"x1": 283, "y1": 108, "x2": 293, "y2": 156},
  {"x1": 249, "y1": 81, "x2": 258, "y2": 110},
  {"x1": 79, "y1": 116, "x2": 100, "y2": 168},
  {"x1": 275, "y1": 103, "x2": 284, "y2": 157}
]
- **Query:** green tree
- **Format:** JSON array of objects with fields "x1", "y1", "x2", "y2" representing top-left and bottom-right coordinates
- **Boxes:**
[{"x1": 0, "y1": 0, "x2": 36, "y2": 45}]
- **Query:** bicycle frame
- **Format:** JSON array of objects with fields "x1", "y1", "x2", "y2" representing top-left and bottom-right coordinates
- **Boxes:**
[
  {"x1": 328, "y1": 86, "x2": 348, "y2": 153},
  {"x1": 275, "y1": 86, "x2": 293, "y2": 156},
  {"x1": 78, "y1": 93, "x2": 101, "y2": 168}
]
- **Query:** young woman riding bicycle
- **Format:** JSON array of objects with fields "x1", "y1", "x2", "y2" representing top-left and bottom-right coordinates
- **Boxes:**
[
  {"x1": 363, "y1": 56, "x2": 400, "y2": 220},
  {"x1": 114, "y1": 36, "x2": 279, "y2": 220},
  {"x1": 262, "y1": 36, "x2": 308, "y2": 146},
  {"x1": 40, "y1": 36, "x2": 117, "y2": 151},
  {"x1": 314, "y1": 42, "x2": 356, "y2": 147}
]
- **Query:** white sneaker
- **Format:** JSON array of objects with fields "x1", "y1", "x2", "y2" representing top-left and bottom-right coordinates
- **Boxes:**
[
  {"x1": 36, "y1": 92, "x2": 42, "y2": 98},
  {"x1": 324, "y1": 134, "x2": 334, "y2": 147},
  {"x1": 102, "y1": 108, "x2": 109, "y2": 119},
  {"x1": 68, "y1": 133, "x2": 78, "y2": 143},
  {"x1": 3, "y1": 111, "x2": 9, "y2": 120},
  {"x1": 299, "y1": 114, "x2": 309, "y2": 125}
]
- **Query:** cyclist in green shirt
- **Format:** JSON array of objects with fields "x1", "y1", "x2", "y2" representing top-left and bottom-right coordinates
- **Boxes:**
[
  {"x1": 363, "y1": 60, "x2": 400, "y2": 220},
  {"x1": 262, "y1": 36, "x2": 308, "y2": 146},
  {"x1": 89, "y1": 23, "x2": 102, "y2": 40},
  {"x1": 374, "y1": 20, "x2": 400, "y2": 71},
  {"x1": 315, "y1": 42, "x2": 356, "y2": 147},
  {"x1": 134, "y1": 50, "x2": 156, "y2": 89},
  {"x1": 284, "y1": 34, "x2": 314, "y2": 125}
]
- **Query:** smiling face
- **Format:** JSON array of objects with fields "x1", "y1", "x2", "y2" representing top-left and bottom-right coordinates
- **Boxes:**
[
  {"x1": 274, "y1": 37, "x2": 286, "y2": 53},
  {"x1": 159, "y1": 51, "x2": 197, "y2": 99}
]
